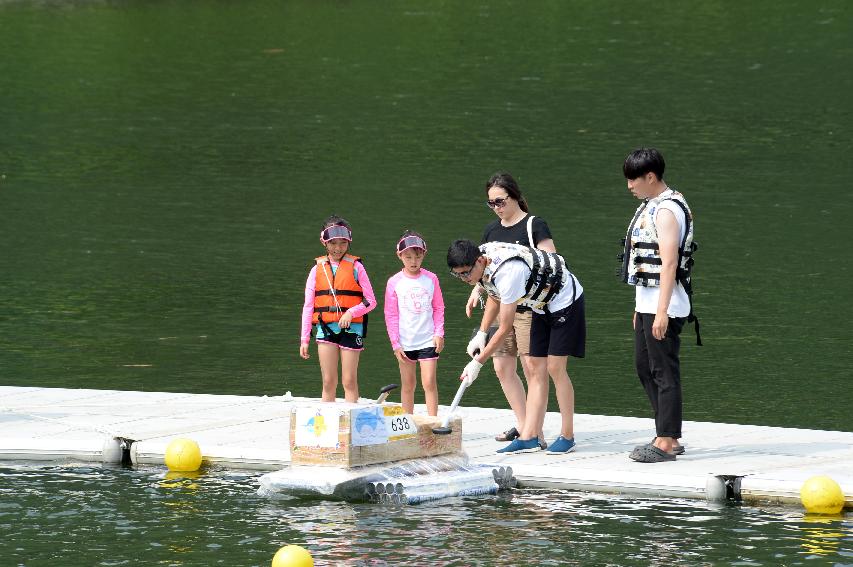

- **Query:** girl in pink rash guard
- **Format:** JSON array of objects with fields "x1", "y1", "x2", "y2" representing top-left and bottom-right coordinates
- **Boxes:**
[{"x1": 384, "y1": 231, "x2": 445, "y2": 416}]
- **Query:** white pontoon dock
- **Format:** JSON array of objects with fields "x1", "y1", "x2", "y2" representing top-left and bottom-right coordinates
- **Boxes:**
[{"x1": 1, "y1": 386, "x2": 850, "y2": 508}]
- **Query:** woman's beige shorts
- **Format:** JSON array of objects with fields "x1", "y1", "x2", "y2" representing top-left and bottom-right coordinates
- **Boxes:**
[{"x1": 491, "y1": 310, "x2": 532, "y2": 357}]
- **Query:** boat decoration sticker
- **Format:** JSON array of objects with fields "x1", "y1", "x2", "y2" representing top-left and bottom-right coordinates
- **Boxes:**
[
  {"x1": 350, "y1": 406, "x2": 418, "y2": 446},
  {"x1": 294, "y1": 407, "x2": 341, "y2": 448},
  {"x1": 351, "y1": 406, "x2": 389, "y2": 447}
]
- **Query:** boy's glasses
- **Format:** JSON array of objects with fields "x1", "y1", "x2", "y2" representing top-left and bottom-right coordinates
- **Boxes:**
[
  {"x1": 449, "y1": 267, "x2": 475, "y2": 280},
  {"x1": 486, "y1": 197, "x2": 510, "y2": 209}
]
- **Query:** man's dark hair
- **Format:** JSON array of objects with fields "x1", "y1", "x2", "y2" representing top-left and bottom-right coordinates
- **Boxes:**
[
  {"x1": 447, "y1": 239, "x2": 482, "y2": 269},
  {"x1": 623, "y1": 148, "x2": 665, "y2": 181}
]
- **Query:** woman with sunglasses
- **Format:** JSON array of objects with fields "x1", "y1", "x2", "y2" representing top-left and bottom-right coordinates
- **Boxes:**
[{"x1": 466, "y1": 172, "x2": 556, "y2": 447}]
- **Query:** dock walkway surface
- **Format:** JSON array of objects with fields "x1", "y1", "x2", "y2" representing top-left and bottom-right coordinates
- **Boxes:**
[{"x1": 2, "y1": 386, "x2": 851, "y2": 508}]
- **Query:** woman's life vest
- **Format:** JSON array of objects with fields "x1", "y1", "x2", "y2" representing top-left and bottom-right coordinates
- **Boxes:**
[
  {"x1": 618, "y1": 188, "x2": 701, "y2": 344},
  {"x1": 479, "y1": 242, "x2": 574, "y2": 310},
  {"x1": 312, "y1": 254, "x2": 365, "y2": 325}
]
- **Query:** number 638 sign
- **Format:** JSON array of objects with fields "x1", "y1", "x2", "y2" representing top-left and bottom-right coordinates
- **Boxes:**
[{"x1": 383, "y1": 406, "x2": 418, "y2": 440}]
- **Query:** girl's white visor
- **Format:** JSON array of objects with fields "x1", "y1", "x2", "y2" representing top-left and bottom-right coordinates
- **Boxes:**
[
  {"x1": 397, "y1": 235, "x2": 427, "y2": 253},
  {"x1": 320, "y1": 225, "x2": 352, "y2": 244}
]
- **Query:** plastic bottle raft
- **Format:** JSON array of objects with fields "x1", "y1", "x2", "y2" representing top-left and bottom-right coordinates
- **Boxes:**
[{"x1": 257, "y1": 400, "x2": 515, "y2": 505}]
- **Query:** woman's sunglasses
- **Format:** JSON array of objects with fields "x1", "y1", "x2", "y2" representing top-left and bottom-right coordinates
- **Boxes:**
[{"x1": 486, "y1": 197, "x2": 510, "y2": 209}]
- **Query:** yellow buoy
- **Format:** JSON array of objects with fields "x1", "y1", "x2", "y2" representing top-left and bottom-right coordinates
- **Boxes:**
[
  {"x1": 800, "y1": 475, "x2": 845, "y2": 515},
  {"x1": 271, "y1": 544, "x2": 314, "y2": 567},
  {"x1": 164, "y1": 438, "x2": 203, "y2": 472}
]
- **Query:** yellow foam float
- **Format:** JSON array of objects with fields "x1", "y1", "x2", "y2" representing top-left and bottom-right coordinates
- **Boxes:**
[
  {"x1": 800, "y1": 475, "x2": 845, "y2": 515},
  {"x1": 164, "y1": 438, "x2": 203, "y2": 472},
  {"x1": 271, "y1": 544, "x2": 313, "y2": 567}
]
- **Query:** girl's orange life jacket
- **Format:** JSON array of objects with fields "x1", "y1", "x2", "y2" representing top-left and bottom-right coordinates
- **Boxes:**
[{"x1": 312, "y1": 254, "x2": 365, "y2": 324}]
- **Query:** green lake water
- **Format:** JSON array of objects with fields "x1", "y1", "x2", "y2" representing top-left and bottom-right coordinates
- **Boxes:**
[{"x1": 1, "y1": 0, "x2": 851, "y2": 564}]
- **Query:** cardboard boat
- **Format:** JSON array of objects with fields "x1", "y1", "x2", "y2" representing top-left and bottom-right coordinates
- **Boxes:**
[{"x1": 257, "y1": 401, "x2": 515, "y2": 504}]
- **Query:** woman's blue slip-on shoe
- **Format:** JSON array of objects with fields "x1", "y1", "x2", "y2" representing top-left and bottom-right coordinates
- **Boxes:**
[
  {"x1": 546, "y1": 436, "x2": 576, "y2": 454},
  {"x1": 496, "y1": 437, "x2": 542, "y2": 454}
]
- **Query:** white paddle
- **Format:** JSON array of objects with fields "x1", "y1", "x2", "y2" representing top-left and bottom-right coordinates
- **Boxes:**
[{"x1": 432, "y1": 379, "x2": 469, "y2": 435}]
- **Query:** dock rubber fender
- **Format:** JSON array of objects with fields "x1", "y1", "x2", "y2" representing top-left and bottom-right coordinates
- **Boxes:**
[
  {"x1": 102, "y1": 436, "x2": 135, "y2": 465},
  {"x1": 706, "y1": 475, "x2": 743, "y2": 502}
]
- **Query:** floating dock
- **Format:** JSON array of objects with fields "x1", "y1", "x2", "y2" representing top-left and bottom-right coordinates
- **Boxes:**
[{"x1": 1, "y1": 386, "x2": 851, "y2": 508}]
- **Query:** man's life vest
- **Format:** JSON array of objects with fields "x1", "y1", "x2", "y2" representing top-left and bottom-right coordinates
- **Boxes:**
[
  {"x1": 479, "y1": 242, "x2": 574, "y2": 310},
  {"x1": 618, "y1": 188, "x2": 701, "y2": 344},
  {"x1": 312, "y1": 254, "x2": 365, "y2": 325},
  {"x1": 619, "y1": 188, "x2": 695, "y2": 288}
]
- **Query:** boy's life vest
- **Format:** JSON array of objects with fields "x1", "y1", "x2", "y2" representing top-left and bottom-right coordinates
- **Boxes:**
[
  {"x1": 479, "y1": 242, "x2": 574, "y2": 310},
  {"x1": 312, "y1": 254, "x2": 365, "y2": 325}
]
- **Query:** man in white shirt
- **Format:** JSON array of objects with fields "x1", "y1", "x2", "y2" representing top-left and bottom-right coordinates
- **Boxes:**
[
  {"x1": 620, "y1": 148, "x2": 697, "y2": 463},
  {"x1": 447, "y1": 240, "x2": 586, "y2": 455}
]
